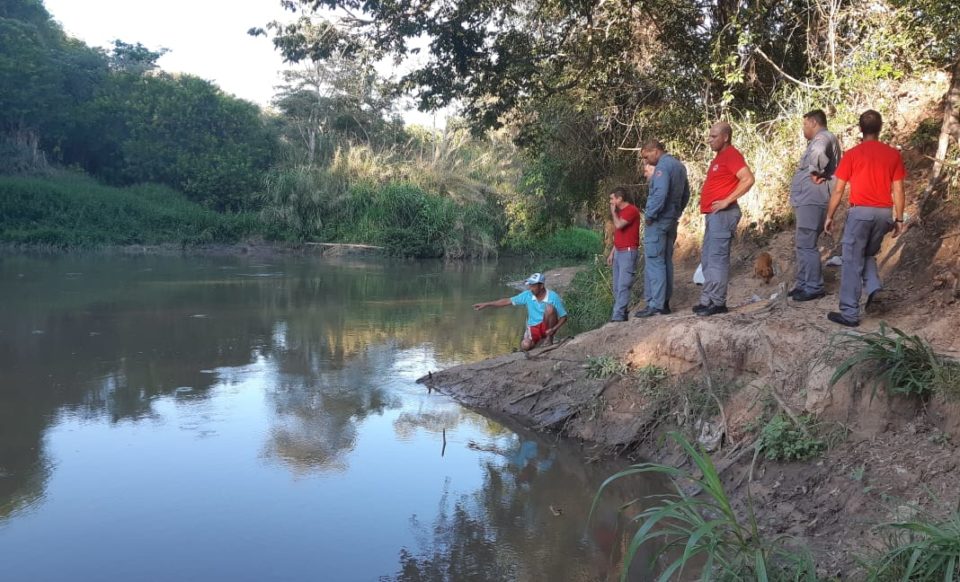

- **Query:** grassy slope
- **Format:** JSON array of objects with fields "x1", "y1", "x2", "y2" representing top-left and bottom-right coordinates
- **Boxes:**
[{"x1": 0, "y1": 174, "x2": 259, "y2": 248}]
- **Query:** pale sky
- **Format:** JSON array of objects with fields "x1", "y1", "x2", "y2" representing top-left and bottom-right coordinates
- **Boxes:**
[{"x1": 44, "y1": 0, "x2": 446, "y2": 128}]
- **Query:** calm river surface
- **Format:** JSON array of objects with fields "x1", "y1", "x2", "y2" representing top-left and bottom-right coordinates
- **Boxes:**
[{"x1": 0, "y1": 255, "x2": 661, "y2": 582}]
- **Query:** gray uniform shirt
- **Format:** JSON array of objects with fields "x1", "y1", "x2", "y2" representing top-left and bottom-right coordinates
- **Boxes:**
[
  {"x1": 789, "y1": 129, "x2": 841, "y2": 207},
  {"x1": 645, "y1": 154, "x2": 691, "y2": 221}
]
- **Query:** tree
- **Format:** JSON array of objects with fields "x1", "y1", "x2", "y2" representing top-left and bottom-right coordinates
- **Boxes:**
[
  {"x1": 271, "y1": 24, "x2": 401, "y2": 163},
  {"x1": 107, "y1": 40, "x2": 168, "y2": 75}
]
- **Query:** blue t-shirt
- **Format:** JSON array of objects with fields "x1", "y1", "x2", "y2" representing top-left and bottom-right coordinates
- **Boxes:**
[{"x1": 510, "y1": 289, "x2": 568, "y2": 327}]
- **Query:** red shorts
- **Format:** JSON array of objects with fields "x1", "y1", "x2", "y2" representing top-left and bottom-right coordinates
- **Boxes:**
[{"x1": 525, "y1": 321, "x2": 550, "y2": 345}]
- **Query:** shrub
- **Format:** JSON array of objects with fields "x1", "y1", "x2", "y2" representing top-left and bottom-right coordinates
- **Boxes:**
[
  {"x1": 829, "y1": 322, "x2": 960, "y2": 399},
  {"x1": 0, "y1": 175, "x2": 258, "y2": 248},
  {"x1": 865, "y1": 507, "x2": 960, "y2": 581},
  {"x1": 591, "y1": 432, "x2": 818, "y2": 581},
  {"x1": 503, "y1": 227, "x2": 602, "y2": 259},
  {"x1": 585, "y1": 355, "x2": 628, "y2": 379},
  {"x1": 758, "y1": 414, "x2": 826, "y2": 462},
  {"x1": 563, "y1": 256, "x2": 613, "y2": 332}
]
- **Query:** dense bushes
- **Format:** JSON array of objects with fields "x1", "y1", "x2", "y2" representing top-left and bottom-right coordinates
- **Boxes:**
[
  {"x1": 0, "y1": 175, "x2": 257, "y2": 247},
  {"x1": 502, "y1": 227, "x2": 602, "y2": 259}
]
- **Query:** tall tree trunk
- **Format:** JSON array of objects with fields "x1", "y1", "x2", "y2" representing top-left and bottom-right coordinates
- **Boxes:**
[
  {"x1": 932, "y1": 55, "x2": 960, "y2": 181},
  {"x1": 920, "y1": 54, "x2": 960, "y2": 217}
]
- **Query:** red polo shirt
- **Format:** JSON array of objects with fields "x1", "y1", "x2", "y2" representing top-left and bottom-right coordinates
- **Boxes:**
[
  {"x1": 834, "y1": 141, "x2": 905, "y2": 208},
  {"x1": 614, "y1": 203, "x2": 640, "y2": 249},
  {"x1": 700, "y1": 146, "x2": 747, "y2": 214}
]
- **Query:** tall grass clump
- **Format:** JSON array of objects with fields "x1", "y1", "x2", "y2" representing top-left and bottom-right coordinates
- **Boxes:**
[
  {"x1": 259, "y1": 139, "x2": 510, "y2": 257},
  {"x1": 591, "y1": 432, "x2": 818, "y2": 581},
  {"x1": 564, "y1": 256, "x2": 613, "y2": 332},
  {"x1": 865, "y1": 506, "x2": 960, "y2": 581},
  {"x1": 829, "y1": 322, "x2": 960, "y2": 399},
  {"x1": 0, "y1": 174, "x2": 258, "y2": 248}
]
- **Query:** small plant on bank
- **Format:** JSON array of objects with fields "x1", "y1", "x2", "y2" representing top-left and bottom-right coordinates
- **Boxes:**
[
  {"x1": 585, "y1": 355, "x2": 628, "y2": 379},
  {"x1": 757, "y1": 414, "x2": 826, "y2": 462},
  {"x1": 865, "y1": 506, "x2": 960, "y2": 581},
  {"x1": 635, "y1": 364, "x2": 670, "y2": 395},
  {"x1": 829, "y1": 322, "x2": 960, "y2": 400},
  {"x1": 591, "y1": 432, "x2": 818, "y2": 581}
]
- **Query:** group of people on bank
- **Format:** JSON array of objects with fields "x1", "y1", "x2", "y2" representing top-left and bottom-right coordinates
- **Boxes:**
[{"x1": 474, "y1": 109, "x2": 907, "y2": 350}]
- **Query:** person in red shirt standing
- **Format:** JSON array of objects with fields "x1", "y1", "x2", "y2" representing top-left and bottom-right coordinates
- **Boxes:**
[
  {"x1": 823, "y1": 110, "x2": 906, "y2": 327},
  {"x1": 693, "y1": 122, "x2": 756, "y2": 316},
  {"x1": 606, "y1": 186, "x2": 641, "y2": 322}
]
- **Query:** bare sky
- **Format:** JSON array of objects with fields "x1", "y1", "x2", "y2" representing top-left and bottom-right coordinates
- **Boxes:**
[{"x1": 44, "y1": 0, "x2": 445, "y2": 128}]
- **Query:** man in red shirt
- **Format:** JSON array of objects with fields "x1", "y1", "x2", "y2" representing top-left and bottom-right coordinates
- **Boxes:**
[
  {"x1": 824, "y1": 110, "x2": 906, "y2": 327},
  {"x1": 606, "y1": 186, "x2": 641, "y2": 321},
  {"x1": 693, "y1": 122, "x2": 756, "y2": 316}
]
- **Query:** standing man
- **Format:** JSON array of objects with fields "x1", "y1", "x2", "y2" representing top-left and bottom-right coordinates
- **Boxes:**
[
  {"x1": 606, "y1": 187, "x2": 641, "y2": 322},
  {"x1": 693, "y1": 122, "x2": 756, "y2": 316},
  {"x1": 824, "y1": 110, "x2": 905, "y2": 327},
  {"x1": 789, "y1": 109, "x2": 842, "y2": 302},
  {"x1": 634, "y1": 140, "x2": 691, "y2": 317},
  {"x1": 473, "y1": 273, "x2": 568, "y2": 350}
]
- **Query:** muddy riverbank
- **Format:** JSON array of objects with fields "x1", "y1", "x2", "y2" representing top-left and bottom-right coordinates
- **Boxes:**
[{"x1": 422, "y1": 221, "x2": 960, "y2": 577}]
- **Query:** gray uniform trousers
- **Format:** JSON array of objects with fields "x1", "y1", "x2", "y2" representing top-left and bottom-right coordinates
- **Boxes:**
[
  {"x1": 643, "y1": 218, "x2": 679, "y2": 310},
  {"x1": 794, "y1": 205, "x2": 827, "y2": 294},
  {"x1": 611, "y1": 248, "x2": 638, "y2": 321},
  {"x1": 699, "y1": 205, "x2": 742, "y2": 308},
  {"x1": 839, "y1": 206, "x2": 893, "y2": 321}
]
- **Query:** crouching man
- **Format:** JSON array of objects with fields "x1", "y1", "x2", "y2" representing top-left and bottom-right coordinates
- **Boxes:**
[{"x1": 473, "y1": 272, "x2": 568, "y2": 351}]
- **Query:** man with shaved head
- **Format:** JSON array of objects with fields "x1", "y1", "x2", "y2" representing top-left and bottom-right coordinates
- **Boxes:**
[{"x1": 693, "y1": 122, "x2": 756, "y2": 316}]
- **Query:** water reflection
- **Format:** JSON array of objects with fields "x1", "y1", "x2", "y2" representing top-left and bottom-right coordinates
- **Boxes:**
[
  {"x1": 0, "y1": 255, "x2": 662, "y2": 581},
  {"x1": 383, "y1": 417, "x2": 663, "y2": 582}
]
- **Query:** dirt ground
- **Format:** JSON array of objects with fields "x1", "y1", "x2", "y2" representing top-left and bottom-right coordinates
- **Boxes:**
[{"x1": 422, "y1": 133, "x2": 960, "y2": 577}]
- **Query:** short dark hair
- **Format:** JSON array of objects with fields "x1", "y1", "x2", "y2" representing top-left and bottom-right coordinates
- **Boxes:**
[
  {"x1": 610, "y1": 186, "x2": 630, "y2": 202},
  {"x1": 641, "y1": 139, "x2": 665, "y2": 152},
  {"x1": 803, "y1": 109, "x2": 828, "y2": 129},
  {"x1": 859, "y1": 110, "x2": 883, "y2": 136}
]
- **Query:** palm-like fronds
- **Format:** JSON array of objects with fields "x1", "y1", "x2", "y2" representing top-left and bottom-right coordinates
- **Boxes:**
[
  {"x1": 590, "y1": 432, "x2": 817, "y2": 581},
  {"x1": 866, "y1": 509, "x2": 960, "y2": 581},
  {"x1": 829, "y1": 322, "x2": 960, "y2": 399}
]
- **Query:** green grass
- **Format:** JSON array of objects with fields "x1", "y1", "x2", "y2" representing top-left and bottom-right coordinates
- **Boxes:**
[
  {"x1": 0, "y1": 174, "x2": 259, "y2": 248},
  {"x1": 829, "y1": 322, "x2": 960, "y2": 400},
  {"x1": 502, "y1": 227, "x2": 602, "y2": 259},
  {"x1": 564, "y1": 256, "x2": 614, "y2": 331},
  {"x1": 591, "y1": 432, "x2": 818, "y2": 581},
  {"x1": 865, "y1": 507, "x2": 960, "y2": 581}
]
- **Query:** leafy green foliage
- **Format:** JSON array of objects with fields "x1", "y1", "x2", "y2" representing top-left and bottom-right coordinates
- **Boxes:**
[
  {"x1": 563, "y1": 257, "x2": 613, "y2": 332},
  {"x1": 71, "y1": 72, "x2": 277, "y2": 210},
  {"x1": 758, "y1": 414, "x2": 826, "y2": 462},
  {"x1": 585, "y1": 355, "x2": 628, "y2": 379},
  {"x1": 592, "y1": 432, "x2": 819, "y2": 581},
  {"x1": 0, "y1": 174, "x2": 257, "y2": 247},
  {"x1": 865, "y1": 507, "x2": 960, "y2": 581},
  {"x1": 829, "y1": 323, "x2": 960, "y2": 399},
  {"x1": 502, "y1": 228, "x2": 602, "y2": 259}
]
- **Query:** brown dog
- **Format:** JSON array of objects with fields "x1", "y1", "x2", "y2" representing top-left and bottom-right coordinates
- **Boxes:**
[{"x1": 754, "y1": 252, "x2": 774, "y2": 284}]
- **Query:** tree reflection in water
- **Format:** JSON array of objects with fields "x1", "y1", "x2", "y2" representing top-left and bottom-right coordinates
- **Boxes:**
[{"x1": 384, "y1": 426, "x2": 664, "y2": 582}]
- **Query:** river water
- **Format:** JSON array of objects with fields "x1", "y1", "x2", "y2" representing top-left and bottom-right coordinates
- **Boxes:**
[{"x1": 0, "y1": 254, "x2": 662, "y2": 582}]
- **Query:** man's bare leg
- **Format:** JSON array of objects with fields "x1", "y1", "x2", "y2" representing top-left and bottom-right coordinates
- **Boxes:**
[{"x1": 543, "y1": 305, "x2": 558, "y2": 345}]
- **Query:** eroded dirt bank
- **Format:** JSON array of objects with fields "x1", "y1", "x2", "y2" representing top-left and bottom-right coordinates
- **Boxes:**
[{"x1": 422, "y1": 217, "x2": 960, "y2": 577}]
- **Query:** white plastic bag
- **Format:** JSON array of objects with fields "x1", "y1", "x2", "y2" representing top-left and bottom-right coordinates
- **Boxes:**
[{"x1": 693, "y1": 263, "x2": 705, "y2": 285}]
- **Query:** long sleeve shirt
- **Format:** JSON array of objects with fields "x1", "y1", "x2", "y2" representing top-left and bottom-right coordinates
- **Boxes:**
[
  {"x1": 789, "y1": 129, "x2": 841, "y2": 207},
  {"x1": 645, "y1": 154, "x2": 691, "y2": 221}
]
